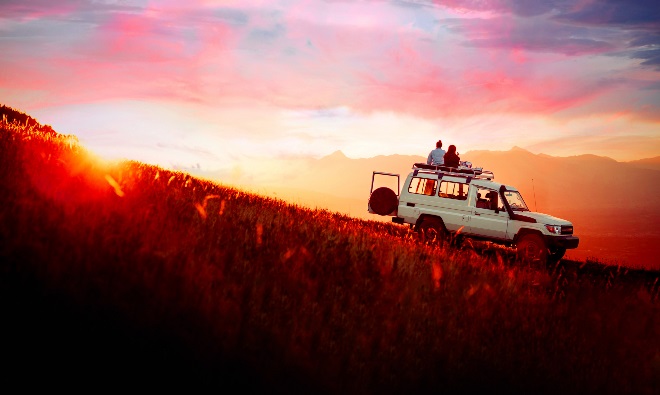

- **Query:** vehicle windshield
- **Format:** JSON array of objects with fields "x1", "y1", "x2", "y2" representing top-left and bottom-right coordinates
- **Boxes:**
[{"x1": 503, "y1": 190, "x2": 529, "y2": 211}]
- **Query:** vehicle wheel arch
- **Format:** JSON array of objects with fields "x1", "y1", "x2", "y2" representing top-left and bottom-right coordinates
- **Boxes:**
[
  {"x1": 416, "y1": 215, "x2": 449, "y2": 244},
  {"x1": 513, "y1": 228, "x2": 544, "y2": 244},
  {"x1": 515, "y1": 230, "x2": 549, "y2": 264},
  {"x1": 414, "y1": 214, "x2": 446, "y2": 231}
]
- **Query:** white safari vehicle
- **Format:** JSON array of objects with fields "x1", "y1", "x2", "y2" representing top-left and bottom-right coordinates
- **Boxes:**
[{"x1": 368, "y1": 162, "x2": 579, "y2": 263}]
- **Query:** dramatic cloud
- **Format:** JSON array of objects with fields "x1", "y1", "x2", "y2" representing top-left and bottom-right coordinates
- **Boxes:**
[{"x1": 1, "y1": 0, "x2": 658, "y2": 169}]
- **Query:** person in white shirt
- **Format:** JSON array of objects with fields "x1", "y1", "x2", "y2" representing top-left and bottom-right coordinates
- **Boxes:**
[{"x1": 427, "y1": 140, "x2": 446, "y2": 166}]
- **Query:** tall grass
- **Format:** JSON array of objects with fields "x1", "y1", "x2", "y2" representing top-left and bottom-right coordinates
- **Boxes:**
[{"x1": 0, "y1": 108, "x2": 658, "y2": 393}]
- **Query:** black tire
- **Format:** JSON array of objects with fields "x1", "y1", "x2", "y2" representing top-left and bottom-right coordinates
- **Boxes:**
[
  {"x1": 516, "y1": 233, "x2": 548, "y2": 263},
  {"x1": 369, "y1": 187, "x2": 398, "y2": 216},
  {"x1": 417, "y1": 217, "x2": 447, "y2": 244}
]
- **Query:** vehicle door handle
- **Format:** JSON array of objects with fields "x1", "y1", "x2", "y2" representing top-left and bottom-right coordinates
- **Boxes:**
[
  {"x1": 474, "y1": 212, "x2": 481, "y2": 216},
  {"x1": 407, "y1": 203, "x2": 415, "y2": 207}
]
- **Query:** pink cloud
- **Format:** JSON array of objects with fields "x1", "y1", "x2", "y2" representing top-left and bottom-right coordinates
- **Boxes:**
[
  {"x1": 454, "y1": 14, "x2": 616, "y2": 56},
  {"x1": 93, "y1": 12, "x2": 188, "y2": 63},
  {"x1": 0, "y1": 0, "x2": 83, "y2": 20},
  {"x1": 0, "y1": 3, "x2": 242, "y2": 108},
  {"x1": 433, "y1": 0, "x2": 549, "y2": 17},
  {"x1": 280, "y1": 23, "x2": 609, "y2": 118},
  {"x1": 2, "y1": 0, "x2": 657, "y2": 125}
]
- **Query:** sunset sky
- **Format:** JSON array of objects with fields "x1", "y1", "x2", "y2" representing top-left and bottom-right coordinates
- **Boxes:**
[{"x1": 2, "y1": 0, "x2": 659, "y2": 175}]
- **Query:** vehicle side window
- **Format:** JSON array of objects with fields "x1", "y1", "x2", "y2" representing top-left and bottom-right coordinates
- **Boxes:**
[
  {"x1": 476, "y1": 187, "x2": 504, "y2": 211},
  {"x1": 408, "y1": 177, "x2": 437, "y2": 196},
  {"x1": 438, "y1": 181, "x2": 467, "y2": 200}
]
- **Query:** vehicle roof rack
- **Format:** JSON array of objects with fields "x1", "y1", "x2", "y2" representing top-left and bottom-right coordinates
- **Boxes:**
[{"x1": 412, "y1": 162, "x2": 495, "y2": 180}]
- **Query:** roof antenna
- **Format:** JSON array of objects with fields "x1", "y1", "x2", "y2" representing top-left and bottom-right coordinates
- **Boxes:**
[{"x1": 532, "y1": 178, "x2": 538, "y2": 212}]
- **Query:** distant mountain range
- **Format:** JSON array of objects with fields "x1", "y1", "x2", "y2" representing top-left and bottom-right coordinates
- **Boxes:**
[
  {"x1": 626, "y1": 156, "x2": 660, "y2": 171},
  {"x1": 462, "y1": 147, "x2": 660, "y2": 212},
  {"x1": 233, "y1": 147, "x2": 660, "y2": 215}
]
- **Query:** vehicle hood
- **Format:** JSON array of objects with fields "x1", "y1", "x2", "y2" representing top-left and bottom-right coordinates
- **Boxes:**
[{"x1": 520, "y1": 212, "x2": 573, "y2": 225}]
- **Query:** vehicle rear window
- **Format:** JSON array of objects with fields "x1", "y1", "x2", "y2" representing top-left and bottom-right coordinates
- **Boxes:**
[{"x1": 408, "y1": 177, "x2": 437, "y2": 196}]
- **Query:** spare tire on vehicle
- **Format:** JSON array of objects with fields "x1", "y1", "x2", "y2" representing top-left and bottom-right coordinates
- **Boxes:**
[{"x1": 369, "y1": 187, "x2": 398, "y2": 216}]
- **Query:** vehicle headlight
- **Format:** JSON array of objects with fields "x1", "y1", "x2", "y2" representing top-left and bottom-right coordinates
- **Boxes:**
[{"x1": 544, "y1": 225, "x2": 562, "y2": 234}]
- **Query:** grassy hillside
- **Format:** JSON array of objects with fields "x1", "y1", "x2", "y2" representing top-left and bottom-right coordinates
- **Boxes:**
[{"x1": 0, "y1": 108, "x2": 658, "y2": 393}]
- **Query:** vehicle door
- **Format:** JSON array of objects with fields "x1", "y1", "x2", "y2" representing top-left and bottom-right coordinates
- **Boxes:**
[
  {"x1": 469, "y1": 187, "x2": 509, "y2": 240},
  {"x1": 433, "y1": 177, "x2": 471, "y2": 232}
]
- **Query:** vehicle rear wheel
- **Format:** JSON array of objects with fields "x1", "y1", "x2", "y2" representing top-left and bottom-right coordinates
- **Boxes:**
[
  {"x1": 516, "y1": 233, "x2": 548, "y2": 263},
  {"x1": 418, "y1": 217, "x2": 447, "y2": 245}
]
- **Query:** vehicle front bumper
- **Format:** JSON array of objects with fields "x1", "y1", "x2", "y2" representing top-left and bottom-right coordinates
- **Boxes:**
[{"x1": 545, "y1": 235, "x2": 579, "y2": 250}]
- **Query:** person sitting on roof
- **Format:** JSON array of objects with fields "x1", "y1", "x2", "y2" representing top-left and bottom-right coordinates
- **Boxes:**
[
  {"x1": 443, "y1": 145, "x2": 460, "y2": 168},
  {"x1": 426, "y1": 140, "x2": 446, "y2": 166}
]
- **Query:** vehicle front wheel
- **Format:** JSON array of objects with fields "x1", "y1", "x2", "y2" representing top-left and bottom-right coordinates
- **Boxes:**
[
  {"x1": 516, "y1": 233, "x2": 548, "y2": 264},
  {"x1": 417, "y1": 217, "x2": 447, "y2": 245}
]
